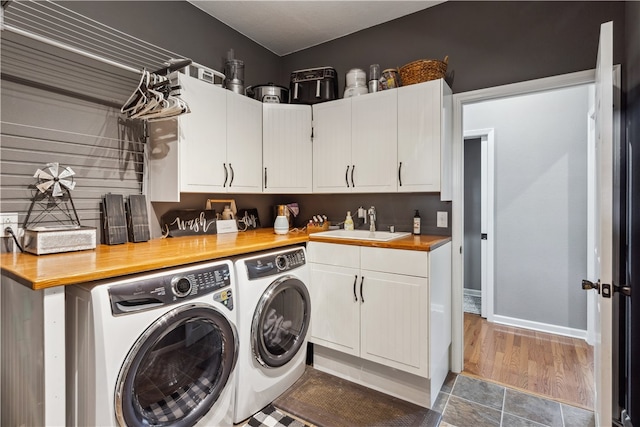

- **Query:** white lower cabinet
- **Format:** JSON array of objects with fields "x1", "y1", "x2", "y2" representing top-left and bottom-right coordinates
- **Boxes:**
[{"x1": 307, "y1": 241, "x2": 451, "y2": 407}]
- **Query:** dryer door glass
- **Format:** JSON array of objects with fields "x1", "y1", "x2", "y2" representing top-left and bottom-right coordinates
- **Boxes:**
[
  {"x1": 252, "y1": 275, "x2": 311, "y2": 368},
  {"x1": 115, "y1": 304, "x2": 238, "y2": 427}
]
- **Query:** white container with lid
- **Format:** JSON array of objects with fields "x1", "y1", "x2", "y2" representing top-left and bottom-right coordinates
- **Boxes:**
[{"x1": 345, "y1": 68, "x2": 367, "y2": 88}]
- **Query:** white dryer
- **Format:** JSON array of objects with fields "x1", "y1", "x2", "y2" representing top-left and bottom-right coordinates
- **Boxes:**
[
  {"x1": 233, "y1": 246, "x2": 311, "y2": 423},
  {"x1": 66, "y1": 260, "x2": 238, "y2": 427}
]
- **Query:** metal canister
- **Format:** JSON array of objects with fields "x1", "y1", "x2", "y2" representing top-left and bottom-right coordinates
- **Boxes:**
[{"x1": 381, "y1": 68, "x2": 401, "y2": 89}]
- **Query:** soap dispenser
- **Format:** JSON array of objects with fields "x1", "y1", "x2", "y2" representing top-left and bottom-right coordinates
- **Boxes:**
[{"x1": 344, "y1": 211, "x2": 355, "y2": 231}]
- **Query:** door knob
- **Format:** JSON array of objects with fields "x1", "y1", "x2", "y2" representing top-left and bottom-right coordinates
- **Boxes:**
[{"x1": 581, "y1": 279, "x2": 600, "y2": 293}]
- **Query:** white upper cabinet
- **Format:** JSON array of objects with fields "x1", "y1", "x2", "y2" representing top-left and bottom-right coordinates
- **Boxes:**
[
  {"x1": 262, "y1": 103, "x2": 313, "y2": 193},
  {"x1": 312, "y1": 98, "x2": 352, "y2": 193},
  {"x1": 147, "y1": 73, "x2": 262, "y2": 202},
  {"x1": 313, "y1": 90, "x2": 398, "y2": 193},
  {"x1": 397, "y1": 79, "x2": 452, "y2": 198},
  {"x1": 148, "y1": 74, "x2": 226, "y2": 202},
  {"x1": 226, "y1": 92, "x2": 263, "y2": 193},
  {"x1": 351, "y1": 89, "x2": 398, "y2": 192}
]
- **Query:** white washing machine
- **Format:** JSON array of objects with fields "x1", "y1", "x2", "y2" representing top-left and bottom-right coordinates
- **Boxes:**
[
  {"x1": 66, "y1": 260, "x2": 238, "y2": 427},
  {"x1": 233, "y1": 246, "x2": 311, "y2": 423}
]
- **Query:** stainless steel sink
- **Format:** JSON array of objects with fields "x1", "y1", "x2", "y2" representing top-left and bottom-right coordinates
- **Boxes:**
[{"x1": 312, "y1": 229, "x2": 411, "y2": 242}]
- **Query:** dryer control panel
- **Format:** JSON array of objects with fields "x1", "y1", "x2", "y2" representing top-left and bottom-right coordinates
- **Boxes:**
[
  {"x1": 245, "y1": 248, "x2": 306, "y2": 280},
  {"x1": 108, "y1": 262, "x2": 232, "y2": 316}
]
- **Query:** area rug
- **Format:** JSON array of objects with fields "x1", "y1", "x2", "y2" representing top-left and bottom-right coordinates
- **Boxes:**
[
  {"x1": 273, "y1": 367, "x2": 442, "y2": 427},
  {"x1": 245, "y1": 404, "x2": 308, "y2": 427}
]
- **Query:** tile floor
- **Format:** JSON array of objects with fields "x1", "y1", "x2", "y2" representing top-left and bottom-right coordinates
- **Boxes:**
[
  {"x1": 463, "y1": 294, "x2": 481, "y2": 315},
  {"x1": 433, "y1": 373, "x2": 595, "y2": 427}
]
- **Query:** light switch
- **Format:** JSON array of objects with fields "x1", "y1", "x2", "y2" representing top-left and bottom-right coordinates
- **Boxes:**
[{"x1": 437, "y1": 211, "x2": 448, "y2": 228}]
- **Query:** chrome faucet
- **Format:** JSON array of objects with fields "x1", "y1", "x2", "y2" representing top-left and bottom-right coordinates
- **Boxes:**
[{"x1": 368, "y1": 206, "x2": 376, "y2": 232}]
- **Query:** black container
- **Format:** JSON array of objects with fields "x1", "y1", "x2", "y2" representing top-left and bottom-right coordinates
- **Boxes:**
[{"x1": 289, "y1": 67, "x2": 338, "y2": 105}]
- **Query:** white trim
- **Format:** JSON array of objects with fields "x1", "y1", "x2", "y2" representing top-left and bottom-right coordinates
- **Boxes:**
[
  {"x1": 586, "y1": 86, "x2": 597, "y2": 347},
  {"x1": 43, "y1": 287, "x2": 66, "y2": 426},
  {"x1": 451, "y1": 69, "x2": 596, "y2": 373},
  {"x1": 463, "y1": 288, "x2": 481, "y2": 298},
  {"x1": 464, "y1": 129, "x2": 495, "y2": 322},
  {"x1": 493, "y1": 315, "x2": 588, "y2": 341}
]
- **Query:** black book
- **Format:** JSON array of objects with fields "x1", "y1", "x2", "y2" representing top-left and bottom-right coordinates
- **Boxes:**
[
  {"x1": 103, "y1": 193, "x2": 128, "y2": 245},
  {"x1": 127, "y1": 194, "x2": 151, "y2": 243}
]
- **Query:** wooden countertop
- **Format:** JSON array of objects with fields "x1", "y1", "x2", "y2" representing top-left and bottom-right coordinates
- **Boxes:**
[
  {"x1": 0, "y1": 229, "x2": 307, "y2": 290},
  {"x1": 307, "y1": 232, "x2": 451, "y2": 251},
  {"x1": 0, "y1": 228, "x2": 450, "y2": 290}
]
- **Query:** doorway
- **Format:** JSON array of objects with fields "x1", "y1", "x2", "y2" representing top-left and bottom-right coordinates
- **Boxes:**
[
  {"x1": 463, "y1": 130, "x2": 495, "y2": 321},
  {"x1": 451, "y1": 71, "x2": 599, "y2": 410}
]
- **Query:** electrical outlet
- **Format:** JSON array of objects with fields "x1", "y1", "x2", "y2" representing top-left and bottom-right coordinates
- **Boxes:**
[
  {"x1": 437, "y1": 211, "x2": 448, "y2": 228},
  {"x1": 1, "y1": 213, "x2": 19, "y2": 237}
]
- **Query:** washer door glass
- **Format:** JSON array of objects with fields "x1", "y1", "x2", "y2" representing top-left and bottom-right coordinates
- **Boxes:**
[
  {"x1": 115, "y1": 304, "x2": 237, "y2": 427},
  {"x1": 252, "y1": 275, "x2": 310, "y2": 368}
]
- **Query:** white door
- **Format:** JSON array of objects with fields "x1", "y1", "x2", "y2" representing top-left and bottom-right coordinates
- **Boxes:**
[
  {"x1": 226, "y1": 93, "x2": 262, "y2": 192},
  {"x1": 591, "y1": 20, "x2": 614, "y2": 426},
  {"x1": 359, "y1": 269, "x2": 427, "y2": 376},
  {"x1": 312, "y1": 99, "x2": 352, "y2": 193},
  {"x1": 262, "y1": 104, "x2": 312, "y2": 193},
  {"x1": 308, "y1": 263, "x2": 361, "y2": 356},
  {"x1": 397, "y1": 80, "x2": 442, "y2": 192},
  {"x1": 351, "y1": 90, "x2": 398, "y2": 192},
  {"x1": 179, "y1": 75, "x2": 227, "y2": 192}
]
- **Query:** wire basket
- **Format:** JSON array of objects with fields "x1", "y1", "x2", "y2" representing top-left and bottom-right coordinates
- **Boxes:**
[{"x1": 399, "y1": 56, "x2": 449, "y2": 86}]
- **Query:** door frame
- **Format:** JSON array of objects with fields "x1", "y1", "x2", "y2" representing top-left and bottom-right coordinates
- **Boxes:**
[
  {"x1": 463, "y1": 129, "x2": 495, "y2": 321},
  {"x1": 450, "y1": 69, "x2": 596, "y2": 373}
]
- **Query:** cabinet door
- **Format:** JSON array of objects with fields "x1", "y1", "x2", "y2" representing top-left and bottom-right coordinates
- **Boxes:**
[
  {"x1": 179, "y1": 75, "x2": 227, "y2": 193},
  {"x1": 147, "y1": 75, "x2": 227, "y2": 201},
  {"x1": 262, "y1": 104, "x2": 312, "y2": 193},
  {"x1": 351, "y1": 90, "x2": 398, "y2": 192},
  {"x1": 309, "y1": 263, "x2": 361, "y2": 356},
  {"x1": 359, "y1": 270, "x2": 429, "y2": 377},
  {"x1": 312, "y1": 99, "x2": 353, "y2": 193},
  {"x1": 226, "y1": 93, "x2": 262, "y2": 193},
  {"x1": 397, "y1": 80, "x2": 442, "y2": 192}
]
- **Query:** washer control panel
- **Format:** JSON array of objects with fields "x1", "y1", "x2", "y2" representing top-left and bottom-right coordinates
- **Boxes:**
[
  {"x1": 245, "y1": 248, "x2": 306, "y2": 280},
  {"x1": 109, "y1": 261, "x2": 233, "y2": 316}
]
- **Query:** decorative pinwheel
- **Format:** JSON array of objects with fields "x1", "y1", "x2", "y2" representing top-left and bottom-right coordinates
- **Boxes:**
[
  {"x1": 24, "y1": 162, "x2": 81, "y2": 229},
  {"x1": 34, "y1": 162, "x2": 76, "y2": 197}
]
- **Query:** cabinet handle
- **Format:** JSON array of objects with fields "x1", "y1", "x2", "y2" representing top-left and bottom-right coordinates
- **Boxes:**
[
  {"x1": 229, "y1": 163, "x2": 235, "y2": 187},
  {"x1": 223, "y1": 163, "x2": 228, "y2": 187},
  {"x1": 398, "y1": 161, "x2": 403, "y2": 187},
  {"x1": 353, "y1": 275, "x2": 358, "y2": 302},
  {"x1": 345, "y1": 165, "x2": 350, "y2": 188},
  {"x1": 264, "y1": 167, "x2": 267, "y2": 189},
  {"x1": 351, "y1": 164, "x2": 355, "y2": 188},
  {"x1": 359, "y1": 276, "x2": 365, "y2": 303}
]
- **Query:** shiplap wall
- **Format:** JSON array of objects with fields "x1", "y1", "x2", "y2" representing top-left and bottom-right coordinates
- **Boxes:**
[{"x1": 1, "y1": 32, "x2": 145, "y2": 247}]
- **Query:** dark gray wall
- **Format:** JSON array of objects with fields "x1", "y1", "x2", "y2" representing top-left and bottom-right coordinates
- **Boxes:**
[
  {"x1": 1, "y1": 1, "x2": 633, "y2": 253},
  {"x1": 64, "y1": 1, "x2": 282, "y2": 89},
  {"x1": 150, "y1": 192, "x2": 451, "y2": 238},
  {"x1": 463, "y1": 138, "x2": 481, "y2": 291},
  {"x1": 280, "y1": 1, "x2": 626, "y2": 94}
]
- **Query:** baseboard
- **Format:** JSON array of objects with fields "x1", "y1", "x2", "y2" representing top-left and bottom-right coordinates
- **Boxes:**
[
  {"x1": 463, "y1": 288, "x2": 481, "y2": 298},
  {"x1": 492, "y1": 314, "x2": 587, "y2": 341}
]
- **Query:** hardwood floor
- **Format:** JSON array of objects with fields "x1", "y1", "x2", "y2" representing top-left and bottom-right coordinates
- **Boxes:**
[{"x1": 463, "y1": 312, "x2": 594, "y2": 410}]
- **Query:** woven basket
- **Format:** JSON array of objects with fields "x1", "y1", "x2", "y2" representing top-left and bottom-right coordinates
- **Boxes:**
[{"x1": 399, "y1": 56, "x2": 448, "y2": 86}]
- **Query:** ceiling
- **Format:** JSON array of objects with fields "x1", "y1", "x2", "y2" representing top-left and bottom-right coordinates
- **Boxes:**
[{"x1": 187, "y1": 1, "x2": 445, "y2": 56}]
